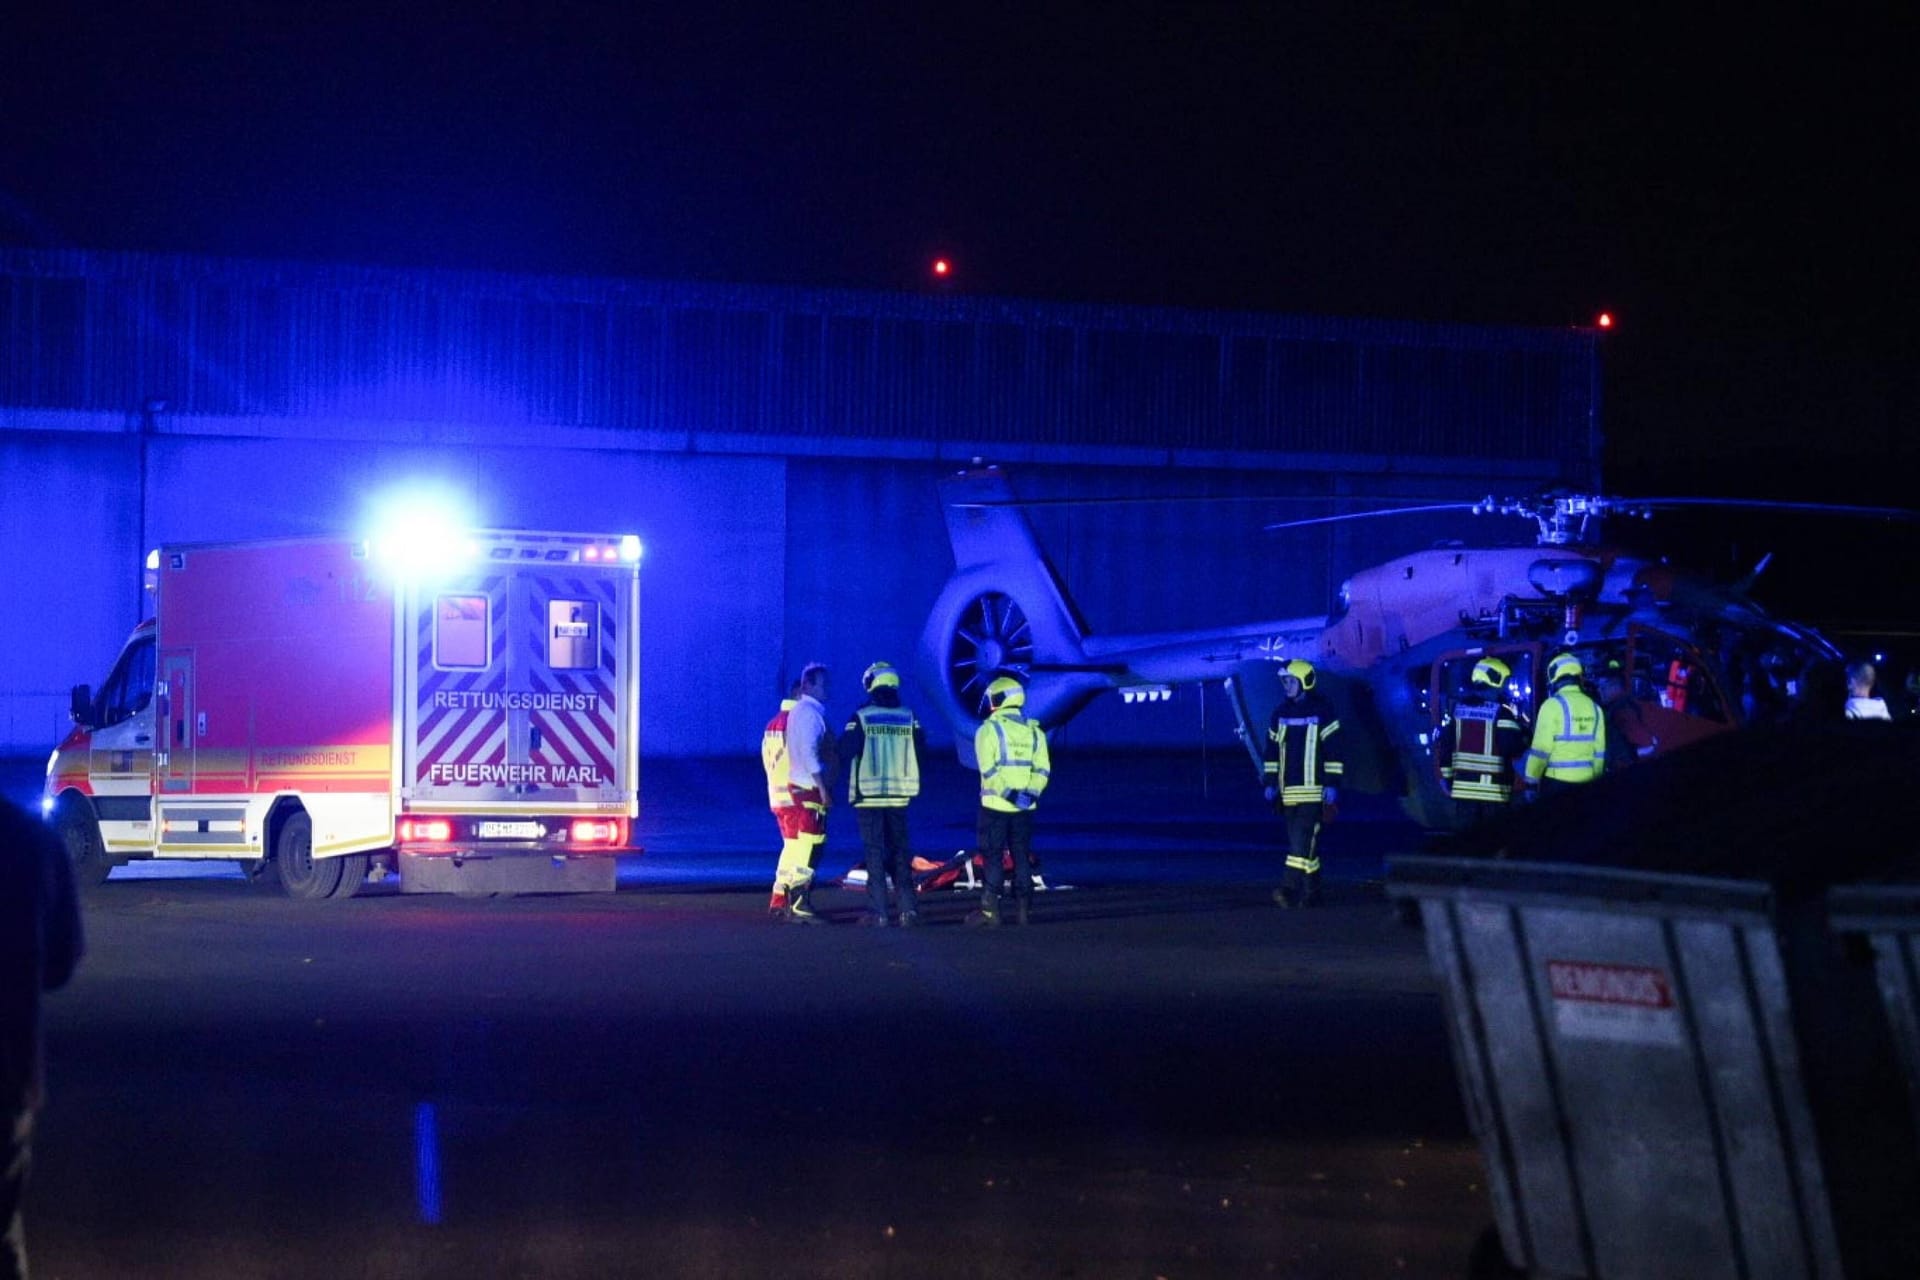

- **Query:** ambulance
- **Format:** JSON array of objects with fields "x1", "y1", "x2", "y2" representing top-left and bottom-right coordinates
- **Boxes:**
[{"x1": 44, "y1": 527, "x2": 642, "y2": 897}]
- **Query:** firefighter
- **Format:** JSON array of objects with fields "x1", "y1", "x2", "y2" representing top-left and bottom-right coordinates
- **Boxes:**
[
  {"x1": 967, "y1": 675, "x2": 1050, "y2": 928},
  {"x1": 781, "y1": 662, "x2": 835, "y2": 924},
  {"x1": 1262, "y1": 659, "x2": 1342, "y2": 907},
  {"x1": 761, "y1": 681, "x2": 803, "y2": 917},
  {"x1": 1435, "y1": 655, "x2": 1528, "y2": 828},
  {"x1": 839, "y1": 661, "x2": 926, "y2": 927},
  {"x1": 1521, "y1": 652, "x2": 1607, "y2": 799}
]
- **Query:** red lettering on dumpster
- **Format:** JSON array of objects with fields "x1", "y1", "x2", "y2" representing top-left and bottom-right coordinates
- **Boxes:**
[{"x1": 1547, "y1": 961, "x2": 1673, "y2": 1009}]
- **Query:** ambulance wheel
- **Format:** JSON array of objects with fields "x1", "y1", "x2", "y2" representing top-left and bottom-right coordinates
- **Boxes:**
[
  {"x1": 329, "y1": 852, "x2": 371, "y2": 899},
  {"x1": 275, "y1": 813, "x2": 344, "y2": 900},
  {"x1": 57, "y1": 801, "x2": 114, "y2": 890}
]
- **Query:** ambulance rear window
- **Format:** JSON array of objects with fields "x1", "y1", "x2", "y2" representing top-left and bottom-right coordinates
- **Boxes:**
[{"x1": 435, "y1": 595, "x2": 490, "y2": 670}]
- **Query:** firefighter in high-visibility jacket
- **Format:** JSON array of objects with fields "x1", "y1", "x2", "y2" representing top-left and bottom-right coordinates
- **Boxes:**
[
  {"x1": 1262, "y1": 659, "x2": 1342, "y2": 908},
  {"x1": 1436, "y1": 655, "x2": 1528, "y2": 829},
  {"x1": 1521, "y1": 652, "x2": 1607, "y2": 799},
  {"x1": 968, "y1": 675, "x2": 1050, "y2": 928},
  {"x1": 838, "y1": 661, "x2": 926, "y2": 927}
]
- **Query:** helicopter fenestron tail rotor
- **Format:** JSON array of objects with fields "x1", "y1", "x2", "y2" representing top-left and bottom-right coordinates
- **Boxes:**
[{"x1": 945, "y1": 590, "x2": 1033, "y2": 720}]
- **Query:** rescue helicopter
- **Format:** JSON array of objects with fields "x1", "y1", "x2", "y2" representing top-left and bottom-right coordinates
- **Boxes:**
[{"x1": 916, "y1": 465, "x2": 1911, "y2": 830}]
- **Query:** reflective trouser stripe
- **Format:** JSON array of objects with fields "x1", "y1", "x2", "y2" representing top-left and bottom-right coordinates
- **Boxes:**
[
  {"x1": 774, "y1": 836, "x2": 815, "y2": 892},
  {"x1": 1282, "y1": 805, "x2": 1322, "y2": 876}
]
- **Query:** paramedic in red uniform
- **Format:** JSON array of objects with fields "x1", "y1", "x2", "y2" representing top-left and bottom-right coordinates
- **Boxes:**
[
  {"x1": 3, "y1": 797, "x2": 84, "y2": 1280},
  {"x1": 1262, "y1": 659, "x2": 1342, "y2": 908},
  {"x1": 761, "y1": 682, "x2": 802, "y2": 917},
  {"x1": 781, "y1": 663, "x2": 835, "y2": 924}
]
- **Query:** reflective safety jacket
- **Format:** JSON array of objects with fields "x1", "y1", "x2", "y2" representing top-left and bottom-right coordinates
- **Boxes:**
[
  {"x1": 841, "y1": 696, "x2": 925, "y2": 808},
  {"x1": 1263, "y1": 693, "x2": 1343, "y2": 806},
  {"x1": 1523, "y1": 682, "x2": 1607, "y2": 785},
  {"x1": 762, "y1": 698, "x2": 796, "y2": 810},
  {"x1": 975, "y1": 709, "x2": 1051, "y2": 812},
  {"x1": 1437, "y1": 694, "x2": 1527, "y2": 804}
]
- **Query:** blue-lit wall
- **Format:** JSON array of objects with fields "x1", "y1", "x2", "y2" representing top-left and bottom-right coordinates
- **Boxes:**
[
  {"x1": 0, "y1": 250, "x2": 1599, "y2": 759},
  {"x1": 0, "y1": 424, "x2": 1567, "y2": 759}
]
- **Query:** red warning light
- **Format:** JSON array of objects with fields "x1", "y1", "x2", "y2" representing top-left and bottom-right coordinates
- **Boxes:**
[
  {"x1": 1597, "y1": 312, "x2": 1614, "y2": 328},
  {"x1": 932, "y1": 258, "x2": 951, "y2": 277}
]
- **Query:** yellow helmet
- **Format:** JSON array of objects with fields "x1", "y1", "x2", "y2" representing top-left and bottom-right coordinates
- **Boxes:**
[
  {"x1": 985, "y1": 675, "x2": 1026, "y2": 711},
  {"x1": 1547, "y1": 652, "x2": 1584, "y2": 685},
  {"x1": 862, "y1": 661, "x2": 900, "y2": 691},
  {"x1": 1281, "y1": 659, "x2": 1316, "y2": 691},
  {"x1": 1471, "y1": 656, "x2": 1512, "y2": 689}
]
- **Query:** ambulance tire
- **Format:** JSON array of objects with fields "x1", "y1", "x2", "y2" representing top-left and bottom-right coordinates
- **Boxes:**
[
  {"x1": 57, "y1": 801, "x2": 114, "y2": 890},
  {"x1": 329, "y1": 852, "x2": 371, "y2": 899},
  {"x1": 275, "y1": 812, "x2": 345, "y2": 900}
]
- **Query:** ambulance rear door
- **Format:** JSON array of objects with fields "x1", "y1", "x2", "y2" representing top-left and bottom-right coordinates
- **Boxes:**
[{"x1": 402, "y1": 533, "x2": 639, "y2": 818}]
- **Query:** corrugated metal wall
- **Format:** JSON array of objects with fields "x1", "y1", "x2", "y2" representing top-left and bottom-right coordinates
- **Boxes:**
[
  {"x1": 0, "y1": 249, "x2": 1599, "y2": 472},
  {"x1": 0, "y1": 249, "x2": 1602, "y2": 759}
]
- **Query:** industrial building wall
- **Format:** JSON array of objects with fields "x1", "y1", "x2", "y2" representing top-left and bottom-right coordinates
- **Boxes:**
[
  {"x1": 0, "y1": 421, "x2": 1565, "y2": 761},
  {"x1": 1, "y1": 249, "x2": 1601, "y2": 472},
  {"x1": 0, "y1": 249, "x2": 1597, "y2": 762},
  {"x1": 0, "y1": 429, "x2": 143, "y2": 751}
]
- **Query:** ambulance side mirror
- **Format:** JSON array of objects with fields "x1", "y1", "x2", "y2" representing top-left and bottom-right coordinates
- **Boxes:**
[{"x1": 69, "y1": 683, "x2": 96, "y2": 728}]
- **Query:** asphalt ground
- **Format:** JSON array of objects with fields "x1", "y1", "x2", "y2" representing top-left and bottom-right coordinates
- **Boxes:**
[{"x1": 7, "y1": 752, "x2": 1488, "y2": 1279}]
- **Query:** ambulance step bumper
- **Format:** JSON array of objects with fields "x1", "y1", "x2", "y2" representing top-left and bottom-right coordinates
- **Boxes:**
[{"x1": 397, "y1": 851, "x2": 618, "y2": 895}]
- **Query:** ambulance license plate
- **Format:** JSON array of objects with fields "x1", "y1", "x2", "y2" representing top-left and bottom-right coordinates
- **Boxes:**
[{"x1": 478, "y1": 820, "x2": 544, "y2": 839}]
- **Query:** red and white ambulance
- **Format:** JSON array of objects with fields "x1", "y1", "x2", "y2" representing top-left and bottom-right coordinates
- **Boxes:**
[{"x1": 44, "y1": 528, "x2": 641, "y2": 897}]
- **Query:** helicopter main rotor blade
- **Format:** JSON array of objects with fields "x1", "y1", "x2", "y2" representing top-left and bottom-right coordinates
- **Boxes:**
[
  {"x1": 949, "y1": 493, "x2": 1453, "y2": 510},
  {"x1": 1611, "y1": 497, "x2": 1919, "y2": 521},
  {"x1": 1260, "y1": 502, "x2": 1487, "y2": 534}
]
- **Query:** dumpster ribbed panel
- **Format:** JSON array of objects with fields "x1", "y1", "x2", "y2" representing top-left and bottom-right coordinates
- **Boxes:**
[
  {"x1": 1, "y1": 249, "x2": 1597, "y2": 470},
  {"x1": 1391, "y1": 858, "x2": 1844, "y2": 1280},
  {"x1": 1827, "y1": 885, "x2": 1920, "y2": 1173}
]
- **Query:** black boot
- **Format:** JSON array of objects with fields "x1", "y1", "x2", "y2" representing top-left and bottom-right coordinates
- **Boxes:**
[
  {"x1": 965, "y1": 893, "x2": 1002, "y2": 928},
  {"x1": 787, "y1": 884, "x2": 826, "y2": 925}
]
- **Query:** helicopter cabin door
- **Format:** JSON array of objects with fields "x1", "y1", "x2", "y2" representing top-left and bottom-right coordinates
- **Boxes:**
[{"x1": 1621, "y1": 625, "x2": 1736, "y2": 756}]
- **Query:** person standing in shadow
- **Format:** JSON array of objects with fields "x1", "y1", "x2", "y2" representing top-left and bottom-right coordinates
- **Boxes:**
[{"x1": 2, "y1": 797, "x2": 83, "y2": 1280}]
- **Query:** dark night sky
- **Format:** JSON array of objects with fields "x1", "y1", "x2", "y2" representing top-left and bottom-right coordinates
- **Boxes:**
[{"x1": 4, "y1": 4, "x2": 1917, "y2": 498}]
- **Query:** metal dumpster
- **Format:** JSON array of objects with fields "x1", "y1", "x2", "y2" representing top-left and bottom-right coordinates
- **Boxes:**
[
  {"x1": 1827, "y1": 884, "x2": 1920, "y2": 1152},
  {"x1": 1388, "y1": 856, "x2": 1844, "y2": 1280}
]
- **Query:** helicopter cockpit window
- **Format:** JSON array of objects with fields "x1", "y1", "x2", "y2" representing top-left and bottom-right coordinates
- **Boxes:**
[
  {"x1": 1730, "y1": 634, "x2": 1830, "y2": 726},
  {"x1": 1328, "y1": 579, "x2": 1353, "y2": 627},
  {"x1": 1632, "y1": 635, "x2": 1727, "y2": 724},
  {"x1": 97, "y1": 635, "x2": 157, "y2": 727}
]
